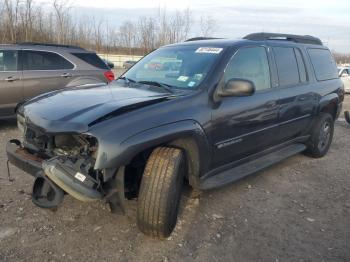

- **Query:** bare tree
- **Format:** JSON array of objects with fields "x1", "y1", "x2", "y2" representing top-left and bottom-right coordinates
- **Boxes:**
[
  {"x1": 119, "y1": 21, "x2": 136, "y2": 54},
  {"x1": 199, "y1": 15, "x2": 216, "y2": 37},
  {"x1": 53, "y1": 0, "x2": 71, "y2": 43}
]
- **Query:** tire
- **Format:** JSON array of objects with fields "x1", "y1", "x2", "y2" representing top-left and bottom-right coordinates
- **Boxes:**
[
  {"x1": 305, "y1": 112, "x2": 334, "y2": 158},
  {"x1": 345, "y1": 111, "x2": 350, "y2": 124},
  {"x1": 137, "y1": 147, "x2": 185, "y2": 238}
]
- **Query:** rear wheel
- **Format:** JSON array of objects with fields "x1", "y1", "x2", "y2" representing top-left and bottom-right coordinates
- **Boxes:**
[
  {"x1": 305, "y1": 113, "x2": 334, "y2": 158},
  {"x1": 137, "y1": 147, "x2": 185, "y2": 238}
]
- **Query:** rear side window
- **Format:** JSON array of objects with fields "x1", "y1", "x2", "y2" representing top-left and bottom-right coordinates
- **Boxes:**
[
  {"x1": 0, "y1": 50, "x2": 18, "y2": 71},
  {"x1": 224, "y1": 46, "x2": 271, "y2": 91},
  {"x1": 273, "y1": 47, "x2": 300, "y2": 86},
  {"x1": 23, "y1": 50, "x2": 74, "y2": 70},
  {"x1": 71, "y1": 53, "x2": 108, "y2": 70},
  {"x1": 308, "y1": 49, "x2": 338, "y2": 81}
]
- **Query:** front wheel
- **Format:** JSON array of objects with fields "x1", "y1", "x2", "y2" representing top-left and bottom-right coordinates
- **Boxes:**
[
  {"x1": 137, "y1": 147, "x2": 185, "y2": 238},
  {"x1": 305, "y1": 113, "x2": 334, "y2": 158}
]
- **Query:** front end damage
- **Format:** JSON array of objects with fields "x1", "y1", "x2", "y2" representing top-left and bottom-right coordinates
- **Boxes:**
[{"x1": 6, "y1": 118, "x2": 125, "y2": 213}]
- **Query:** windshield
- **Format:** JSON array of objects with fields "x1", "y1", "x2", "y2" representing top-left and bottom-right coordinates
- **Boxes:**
[{"x1": 122, "y1": 45, "x2": 224, "y2": 90}]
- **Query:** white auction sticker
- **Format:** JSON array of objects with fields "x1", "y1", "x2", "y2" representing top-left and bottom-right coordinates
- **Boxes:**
[
  {"x1": 75, "y1": 172, "x2": 86, "y2": 182},
  {"x1": 195, "y1": 47, "x2": 223, "y2": 54}
]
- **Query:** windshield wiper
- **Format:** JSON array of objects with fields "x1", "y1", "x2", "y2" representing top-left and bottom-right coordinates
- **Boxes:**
[
  {"x1": 118, "y1": 76, "x2": 136, "y2": 83},
  {"x1": 137, "y1": 80, "x2": 174, "y2": 93}
]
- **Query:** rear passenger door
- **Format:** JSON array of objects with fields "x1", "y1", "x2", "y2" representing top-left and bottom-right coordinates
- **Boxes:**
[
  {"x1": 21, "y1": 50, "x2": 76, "y2": 99},
  {"x1": 0, "y1": 49, "x2": 22, "y2": 117},
  {"x1": 271, "y1": 46, "x2": 317, "y2": 142}
]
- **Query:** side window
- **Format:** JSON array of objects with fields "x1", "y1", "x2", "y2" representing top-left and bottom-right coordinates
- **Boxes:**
[
  {"x1": 273, "y1": 47, "x2": 300, "y2": 87},
  {"x1": 224, "y1": 47, "x2": 271, "y2": 91},
  {"x1": 0, "y1": 50, "x2": 18, "y2": 71},
  {"x1": 71, "y1": 53, "x2": 108, "y2": 70},
  {"x1": 294, "y1": 48, "x2": 307, "y2": 83},
  {"x1": 307, "y1": 48, "x2": 338, "y2": 81},
  {"x1": 23, "y1": 50, "x2": 74, "y2": 70}
]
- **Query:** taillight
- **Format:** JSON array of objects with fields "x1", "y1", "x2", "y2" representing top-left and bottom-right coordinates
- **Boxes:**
[{"x1": 104, "y1": 70, "x2": 115, "y2": 82}]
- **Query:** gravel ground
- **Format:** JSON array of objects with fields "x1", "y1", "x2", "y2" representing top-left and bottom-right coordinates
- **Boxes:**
[{"x1": 0, "y1": 96, "x2": 349, "y2": 262}]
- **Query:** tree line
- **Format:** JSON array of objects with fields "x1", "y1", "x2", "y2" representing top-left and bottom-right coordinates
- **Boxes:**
[{"x1": 0, "y1": 0, "x2": 217, "y2": 55}]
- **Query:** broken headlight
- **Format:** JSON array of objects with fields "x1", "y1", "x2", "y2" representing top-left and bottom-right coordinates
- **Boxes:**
[
  {"x1": 17, "y1": 114, "x2": 26, "y2": 138},
  {"x1": 53, "y1": 134, "x2": 98, "y2": 158}
]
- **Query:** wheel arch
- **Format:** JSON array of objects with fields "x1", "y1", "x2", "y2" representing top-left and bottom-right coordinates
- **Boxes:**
[
  {"x1": 318, "y1": 93, "x2": 339, "y2": 120},
  {"x1": 97, "y1": 120, "x2": 211, "y2": 189}
]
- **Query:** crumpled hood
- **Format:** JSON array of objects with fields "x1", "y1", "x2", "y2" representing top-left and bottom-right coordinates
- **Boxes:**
[{"x1": 21, "y1": 83, "x2": 173, "y2": 133}]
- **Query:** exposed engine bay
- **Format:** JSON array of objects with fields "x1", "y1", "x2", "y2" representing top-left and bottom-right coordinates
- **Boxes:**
[{"x1": 12, "y1": 117, "x2": 125, "y2": 212}]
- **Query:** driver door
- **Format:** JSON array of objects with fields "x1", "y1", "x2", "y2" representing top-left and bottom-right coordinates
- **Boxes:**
[{"x1": 210, "y1": 46, "x2": 280, "y2": 168}]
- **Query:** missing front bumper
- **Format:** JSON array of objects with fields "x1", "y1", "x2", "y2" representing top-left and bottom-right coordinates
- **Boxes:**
[
  {"x1": 6, "y1": 140, "x2": 125, "y2": 212},
  {"x1": 43, "y1": 158, "x2": 102, "y2": 202}
]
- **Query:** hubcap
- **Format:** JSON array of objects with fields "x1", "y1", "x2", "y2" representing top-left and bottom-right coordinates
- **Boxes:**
[{"x1": 318, "y1": 121, "x2": 331, "y2": 151}]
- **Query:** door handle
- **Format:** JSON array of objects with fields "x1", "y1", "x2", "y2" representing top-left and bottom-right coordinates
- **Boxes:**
[
  {"x1": 60, "y1": 73, "x2": 72, "y2": 78},
  {"x1": 4, "y1": 76, "x2": 19, "y2": 82}
]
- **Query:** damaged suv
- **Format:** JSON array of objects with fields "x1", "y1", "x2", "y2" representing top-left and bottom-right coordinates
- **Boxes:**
[{"x1": 7, "y1": 33, "x2": 344, "y2": 238}]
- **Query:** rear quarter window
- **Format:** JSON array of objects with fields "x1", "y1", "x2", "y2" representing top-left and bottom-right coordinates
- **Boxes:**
[
  {"x1": 307, "y1": 48, "x2": 338, "y2": 81},
  {"x1": 71, "y1": 53, "x2": 108, "y2": 70}
]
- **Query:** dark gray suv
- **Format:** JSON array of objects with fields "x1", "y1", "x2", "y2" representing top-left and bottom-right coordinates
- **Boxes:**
[{"x1": 0, "y1": 43, "x2": 115, "y2": 119}]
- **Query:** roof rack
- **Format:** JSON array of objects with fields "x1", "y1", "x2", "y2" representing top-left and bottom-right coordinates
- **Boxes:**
[
  {"x1": 185, "y1": 37, "x2": 222, "y2": 42},
  {"x1": 243, "y1": 32, "x2": 323, "y2": 45},
  {"x1": 16, "y1": 42, "x2": 84, "y2": 49}
]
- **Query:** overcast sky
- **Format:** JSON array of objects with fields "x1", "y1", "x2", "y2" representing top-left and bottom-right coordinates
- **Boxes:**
[{"x1": 38, "y1": 0, "x2": 350, "y2": 52}]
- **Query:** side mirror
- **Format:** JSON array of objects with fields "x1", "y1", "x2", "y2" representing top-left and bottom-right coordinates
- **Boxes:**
[{"x1": 217, "y1": 78, "x2": 255, "y2": 97}]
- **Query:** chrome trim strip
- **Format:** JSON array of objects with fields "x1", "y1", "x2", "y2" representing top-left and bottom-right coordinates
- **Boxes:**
[{"x1": 215, "y1": 114, "x2": 311, "y2": 148}]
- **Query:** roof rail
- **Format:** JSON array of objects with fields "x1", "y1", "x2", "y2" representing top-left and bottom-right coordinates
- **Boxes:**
[
  {"x1": 243, "y1": 32, "x2": 323, "y2": 45},
  {"x1": 16, "y1": 42, "x2": 84, "y2": 49},
  {"x1": 185, "y1": 37, "x2": 222, "y2": 42}
]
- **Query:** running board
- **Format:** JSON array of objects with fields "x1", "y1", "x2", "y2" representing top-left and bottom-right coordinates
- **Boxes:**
[{"x1": 199, "y1": 143, "x2": 306, "y2": 190}]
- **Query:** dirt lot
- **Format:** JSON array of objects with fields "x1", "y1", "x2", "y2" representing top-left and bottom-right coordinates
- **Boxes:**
[{"x1": 0, "y1": 96, "x2": 349, "y2": 262}]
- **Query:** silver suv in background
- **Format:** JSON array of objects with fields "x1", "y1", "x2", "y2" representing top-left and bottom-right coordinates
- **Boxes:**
[
  {"x1": 0, "y1": 43, "x2": 115, "y2": 119},
  {"x1": 338, "y1": 66, "x2": 350, "y2": 93}
]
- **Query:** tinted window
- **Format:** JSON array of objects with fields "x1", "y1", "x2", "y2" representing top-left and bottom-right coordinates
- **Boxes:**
[
  {"x1": 273, "y1": 47, "x2": 299, "y2": 86},
  {"x1": 71, "y1": 53, "x2": 108, "y2": 69},
  {"x1": 224, "y1": 47, "x2": 271, "y2": 91},
  {"x1": 23, "y1": 50, "x2": 74, "y2": 70},
  {"x1": 308, "y1": 49, "x2": 338, "y2": 81},
  {"x1": 0, "y1": 50, "x2": 18, "y2": 71},
  {"x1": 294, "y1": 48, "x2": 307, "y2": 82}
]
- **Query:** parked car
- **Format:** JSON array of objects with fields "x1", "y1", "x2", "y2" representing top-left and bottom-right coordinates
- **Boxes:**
[
  {"x1": 123, "y1": 60, "x2": 137, "y2": 69},
  {"x1": 0, "y1": 42, "x2": 115, "y2": 119},
  {"x1": 338, "y1": 66, "x2": 350, "y2": 93},
  {"x1": 102, "y1": 58, "x2": 115, "y2": 69},
  {"x1": 7, "y1": 33, "x2": 344, "y2": 238}
]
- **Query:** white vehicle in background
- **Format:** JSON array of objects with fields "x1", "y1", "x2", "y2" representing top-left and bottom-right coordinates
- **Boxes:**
[{"x1": 338, "y1": 66, "x2": 350, "y2": 93}]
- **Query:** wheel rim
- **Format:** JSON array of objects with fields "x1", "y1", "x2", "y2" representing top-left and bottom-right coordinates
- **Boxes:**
[{"x1": 318, "y1": 121, "x2": 331, "y2": 151}]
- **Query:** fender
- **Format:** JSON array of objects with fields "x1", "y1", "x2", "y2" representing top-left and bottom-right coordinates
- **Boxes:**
[
  {"x1": 93, "y1": 120, "x2": 211, "y2": 182},
  {"x1": 318, "y1": 92, "x2": 339, "y2": 118}
]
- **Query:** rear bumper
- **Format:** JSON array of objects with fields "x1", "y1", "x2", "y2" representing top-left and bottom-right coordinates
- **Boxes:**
[{"x1": 6, "y1": 139, "x2": 43, "y2": 177}]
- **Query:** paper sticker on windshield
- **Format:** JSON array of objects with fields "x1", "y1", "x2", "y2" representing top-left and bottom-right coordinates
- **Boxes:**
[
  {"x1": 194, "y1": 74, "x2": 203, "y2": 81},
  {"x1": 177, "y1": 76, "x2": 189, "y2": 82},
  {"x1": 188, "y1": 81, "x2": 196, "y2": 87},
  {"x1": 195, "y1": 47, "x2": 223, "y2": 54}
]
